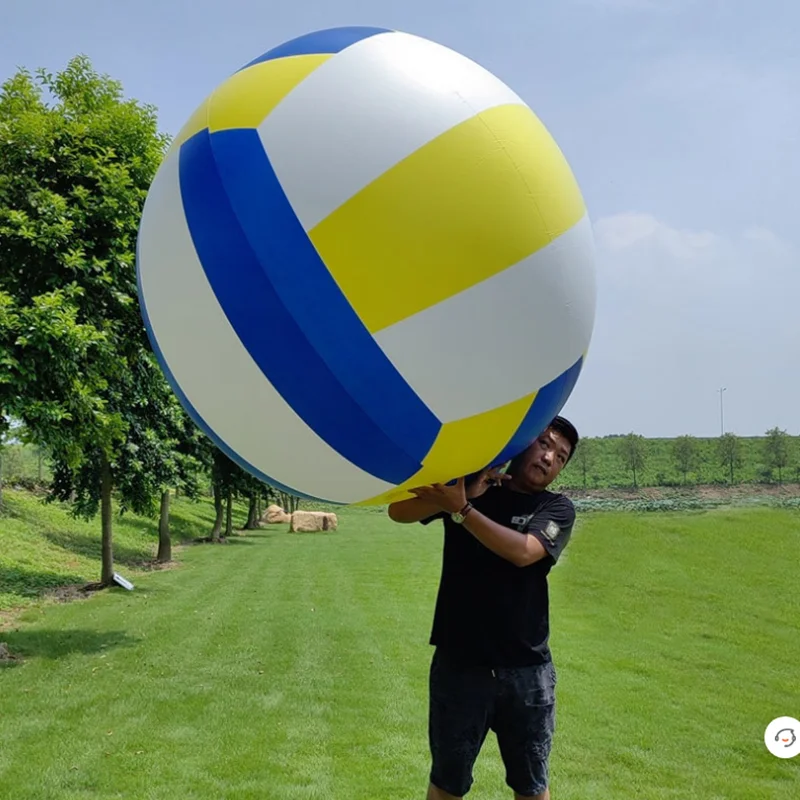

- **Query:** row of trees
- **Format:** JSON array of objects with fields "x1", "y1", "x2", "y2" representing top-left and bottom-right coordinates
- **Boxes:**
[
  {"x1": 568, "y1": 429, "x2": 796, "y2": 489},
  {"x1": 0, "y1": 58, "x2": 294, "y2": 586}
]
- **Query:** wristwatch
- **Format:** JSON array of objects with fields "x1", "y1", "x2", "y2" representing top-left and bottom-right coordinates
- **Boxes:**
[{"x1": 451, "y1": 502, "x2": 474, "y2": 524}]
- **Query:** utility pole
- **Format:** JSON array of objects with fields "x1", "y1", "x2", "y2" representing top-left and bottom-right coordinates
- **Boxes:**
[{"x1": 718, "y1": 387, "x2": 726, "y2": 436}]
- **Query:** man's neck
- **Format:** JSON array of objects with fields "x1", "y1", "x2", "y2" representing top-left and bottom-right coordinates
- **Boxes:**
[{"x1": 506, "y1": 479, "x2": 547, "y2": 495}]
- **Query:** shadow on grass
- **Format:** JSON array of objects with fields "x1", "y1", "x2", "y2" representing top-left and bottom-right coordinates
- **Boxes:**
[
  {"x1": 41, "y1": 529, "x2": 150, "y2": 567},
  {"x1": 0, "y1": 627, "x2": 139, "y2": 669},
  {"x1": 189, "y1": 534, "x2": 263, "y2": 546},
  {"x1": 117, "y1": 508, "x2": 240, "y2": 544},
  {"x1": 0, "y1": 565, "x2": 87, "y2": 602},
  {"x1": 223, "y1": 536, "x2": 260, "y2": 545}
]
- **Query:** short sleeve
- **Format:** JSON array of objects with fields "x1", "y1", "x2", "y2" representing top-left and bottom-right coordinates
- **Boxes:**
[
  {"x1": 419, "y1": 511, "x2": 446, "y2": 526},
  {"x1": 525, "y1": 496, "x2": 575, "y2": 563}
]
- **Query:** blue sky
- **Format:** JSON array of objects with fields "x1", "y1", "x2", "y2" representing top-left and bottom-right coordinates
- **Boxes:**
[{"x1": 3, "y1": 0, "x2": 798, "y2": 437}]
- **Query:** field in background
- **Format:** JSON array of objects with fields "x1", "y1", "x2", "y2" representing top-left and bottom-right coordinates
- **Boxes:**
[{"x1": 553, "y1": 434, "x2": 800, "y2": 489}]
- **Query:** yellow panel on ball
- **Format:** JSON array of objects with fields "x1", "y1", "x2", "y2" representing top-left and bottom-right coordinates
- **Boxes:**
[
  {"x1": 355, "y1": 391, "x2": 536, "y2": 506},
  {"x1": 208, "y1": 55, "x2": 332, "y2": 132},
  {"x1": 309, "y1": 102, "x2": 587, "y2": 333},
  {"x1": 167, "y1": 55, "x2": 332, "y2": 156}
]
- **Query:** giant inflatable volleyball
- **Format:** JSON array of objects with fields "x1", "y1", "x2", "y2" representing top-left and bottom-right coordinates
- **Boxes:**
[{"x1": 136, "y1": 26, "x2": 597, "y2": 506}]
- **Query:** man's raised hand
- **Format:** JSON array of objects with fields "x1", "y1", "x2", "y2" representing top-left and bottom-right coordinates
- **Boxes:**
[{"x1": 466, "y1": 464, "x2": 511, "y2": 499}]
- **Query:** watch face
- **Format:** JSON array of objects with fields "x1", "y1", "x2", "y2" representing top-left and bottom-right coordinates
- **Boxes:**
[{"x1": 451, "y1": 512, "x2": 464, "y2": 523}]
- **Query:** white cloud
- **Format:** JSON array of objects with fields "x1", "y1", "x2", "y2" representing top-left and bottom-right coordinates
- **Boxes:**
[
  {"x1": 559, "y1": 213, "x2": 800, "y2": 437},
  {"x1": 594, "y1": 213, "x2": 717, "y2": 260}
]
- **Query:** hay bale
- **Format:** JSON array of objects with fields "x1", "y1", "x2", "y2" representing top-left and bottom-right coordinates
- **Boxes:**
[
  {"x1": 289, "y1": 510, "x2": 338, "y2": 532},
  {"x1": 263, "y1": 504, "x2": 291, "y2": 524}
]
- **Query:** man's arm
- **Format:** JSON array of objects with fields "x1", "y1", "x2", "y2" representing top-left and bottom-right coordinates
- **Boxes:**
[
  {"x1": 462, "y1": 497, "x2": 576, "y2": 567},
  {"x1": 460, "y1": 508, "x2": 548, "y2": 567},
  {"x1": 387, "y1": 496, "x2": 445, "y2": 524},
  {"x1": 388, "y1": 467, "x2": 511, "y2": 525}
]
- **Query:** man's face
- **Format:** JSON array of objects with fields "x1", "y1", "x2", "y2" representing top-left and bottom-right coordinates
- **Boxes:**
[{"x1": 514, "y1": 428, "x2": 572, "y2": 489}]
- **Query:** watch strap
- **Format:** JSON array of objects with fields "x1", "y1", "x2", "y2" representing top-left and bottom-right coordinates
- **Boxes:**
[{"x1": 451, "y1": 502, "x2": 474, "y2": 523}]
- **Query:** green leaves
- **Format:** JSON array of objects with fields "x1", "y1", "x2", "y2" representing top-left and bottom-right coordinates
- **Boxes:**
[
  {"x1": 616, "y1": 432, "x2": 648, "y2": 489},
  {"x1": 672, "y1": 434, "x2": 700, "y2": 483},
  {"x1": 0, "y1": 55, "x2": 183, "y2": 526},
  {"x1": 763, "y1": 427, "x2": 792, "y2": 483}
]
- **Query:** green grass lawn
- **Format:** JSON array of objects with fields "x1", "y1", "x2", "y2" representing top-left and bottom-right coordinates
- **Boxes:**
[{"x1": 1, "y1": 496, "x2": 799, "y2": 799}]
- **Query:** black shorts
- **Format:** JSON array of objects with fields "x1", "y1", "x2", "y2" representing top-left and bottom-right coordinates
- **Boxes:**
[{"x1": 428, "y1": 647, "x2": 557, "y2": 797}]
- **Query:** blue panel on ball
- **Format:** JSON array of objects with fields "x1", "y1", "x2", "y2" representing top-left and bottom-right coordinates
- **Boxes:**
[
  {"x1": 238, "y1": 26, "x2": 392, "y2": 71},
  {"x1": 178, "y1": 128, "x2": 438, "y2": 486},
  {"x1": 135, "y1": 243, "x2": 328, "y2": 503},
  {"x1": 488, "y1": 356, "x2": 584, "y2": 468}
]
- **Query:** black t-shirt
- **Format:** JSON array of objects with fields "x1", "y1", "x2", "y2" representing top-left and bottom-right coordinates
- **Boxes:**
[{"x1": 421, "y1": 484, "x2": 575, "y2": 668}]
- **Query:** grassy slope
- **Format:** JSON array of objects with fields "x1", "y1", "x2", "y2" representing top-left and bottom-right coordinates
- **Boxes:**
[
  {"x1": 0, "y1": 488, "x2": 239, "y2": 611},
  {"x1": 1, "y1": 495, "x2": 799, "y2": 798}
]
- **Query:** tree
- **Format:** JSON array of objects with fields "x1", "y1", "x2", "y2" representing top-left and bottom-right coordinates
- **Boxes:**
[
  {"x1": 763, "y1": 427, "x2": 791, "y2": 484},
  {"x1": 278, "y1": 491, "x2": 302, "y2": 515},
  {"x1": 0, "y1": 57, "x2": 176, "y2": 585},
  {"x1": 618, "y1": 432, "x2": 647, "y2": 488},
  {"x1": 572, "y1": 437, "x2": 596, "y2": 489},
  {"x1": 209, "y1": 449, "x2": 253, "y2": 540},
  {"x1": 0, "y1": 413, "x2": 8, "y2": 509},
  {"x1": 672, "y1": 434, "x2": 700, "y2": 485},
  {"x1": 717, "y1": 433, "x2": 742, "y2": 484}
]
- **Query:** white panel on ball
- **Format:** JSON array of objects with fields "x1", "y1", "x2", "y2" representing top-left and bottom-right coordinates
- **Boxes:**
[{"x1": 373, "y1": 214, "x2": 597, "y2": 422}]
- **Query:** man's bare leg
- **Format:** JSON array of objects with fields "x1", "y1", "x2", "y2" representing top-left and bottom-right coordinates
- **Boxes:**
[
  {"x1": 427, "y1": 781, "x2": 462, "y2": 799},
  {"x1": 515, "y1": 789, "x2": 549, "y2": 800},
  {"x1": 427, "y1": 781, "x2": 549, "y2": 799}
]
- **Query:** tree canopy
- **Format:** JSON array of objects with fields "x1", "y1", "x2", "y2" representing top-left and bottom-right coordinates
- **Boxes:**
[{"x1": 0, "y1": 56, "x2": 195, "y2": 582}]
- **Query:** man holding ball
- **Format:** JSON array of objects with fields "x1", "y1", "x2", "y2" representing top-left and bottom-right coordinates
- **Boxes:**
[{"x1": 388, "y1": 416, "x2": 579, "y2": 800}]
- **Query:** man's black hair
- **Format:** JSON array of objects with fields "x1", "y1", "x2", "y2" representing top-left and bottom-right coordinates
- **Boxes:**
[{"x1": 549, "y1": 415, "x2": 580, "y2": 463}]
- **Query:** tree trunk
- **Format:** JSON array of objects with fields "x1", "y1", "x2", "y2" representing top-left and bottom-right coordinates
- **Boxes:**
[
  {"x1": 211, "y1": 484, "x2": 223, "y2": 542},
  {"x1": 156, "y1": 489, "x2": 171, "y2": 562},
  {"x1": 225, "y1": 489, "x2": 233, "y2": 537},
  {"x1": 245, "y1": 493, "x2": 258, "y2": 529},
  {"x1": 100, "y1": 454, "x2": 114, "y2": 586}
]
